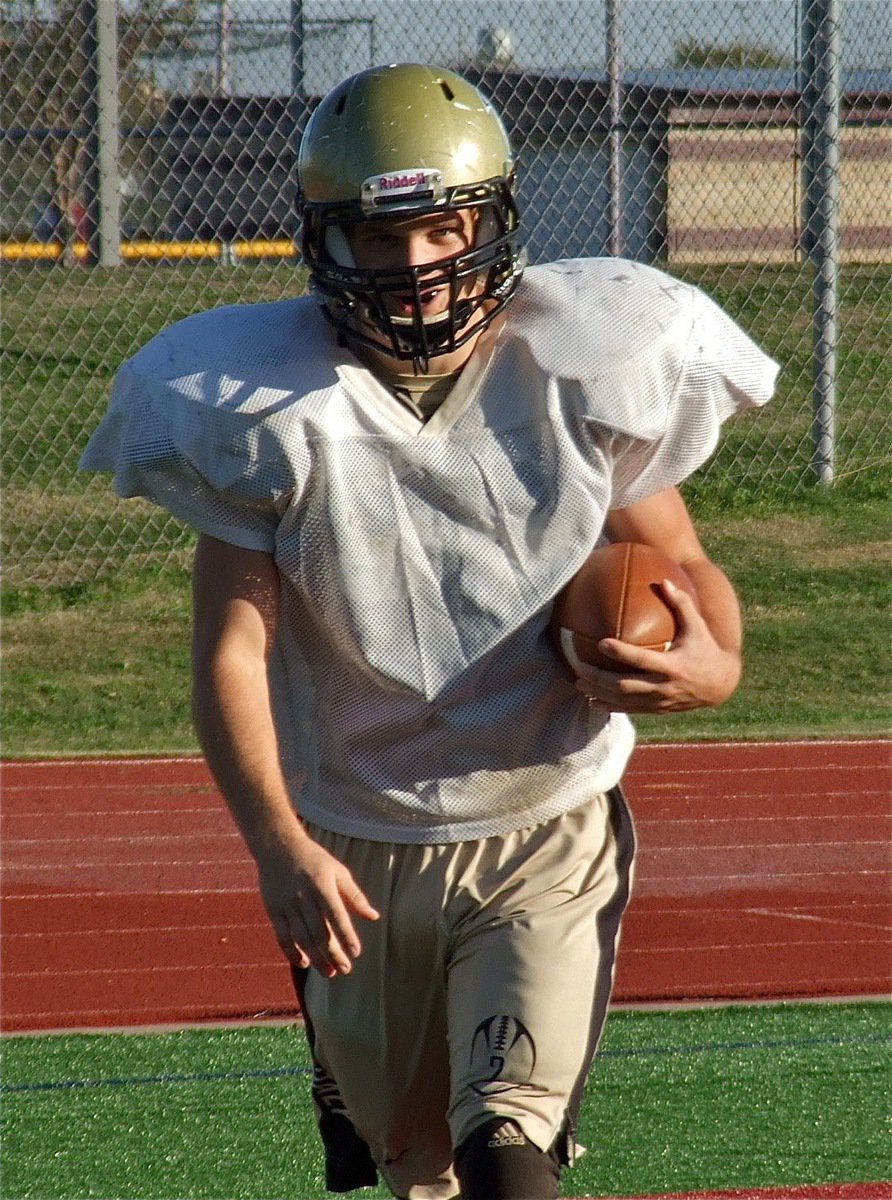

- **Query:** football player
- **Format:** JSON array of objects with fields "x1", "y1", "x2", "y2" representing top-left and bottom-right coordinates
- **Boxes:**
[{"x1": 82, "y1": 63, "x2": 778, "y2": 1199}]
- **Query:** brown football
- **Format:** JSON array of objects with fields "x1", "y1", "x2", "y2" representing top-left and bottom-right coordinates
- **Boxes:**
[{"x1": 550, "y1": 542, "x2": 697, "y2": 674}]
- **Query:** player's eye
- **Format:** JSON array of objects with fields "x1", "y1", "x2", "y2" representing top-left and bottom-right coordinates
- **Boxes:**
[{"x1": 429, "y1": 225, "x2": 467, "y2": 246}]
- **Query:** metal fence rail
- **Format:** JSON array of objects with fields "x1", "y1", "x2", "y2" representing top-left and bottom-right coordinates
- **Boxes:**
[{"x1": 2, "y1": 0, "x2": 890, "y2": 587}]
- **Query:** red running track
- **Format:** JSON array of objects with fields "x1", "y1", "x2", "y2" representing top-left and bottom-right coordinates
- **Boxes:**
[
  {"x1": 2, "y1": 740, "x2": 890, "y2": 1033},
  {"x1": 604, "y1": 1186, "x2": 892, "y2": 1200}
]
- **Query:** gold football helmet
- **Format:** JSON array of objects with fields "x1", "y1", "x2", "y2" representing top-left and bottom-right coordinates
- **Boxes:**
[{"x1": 298, "y1": 63, "x2": 524, "y2": 370}]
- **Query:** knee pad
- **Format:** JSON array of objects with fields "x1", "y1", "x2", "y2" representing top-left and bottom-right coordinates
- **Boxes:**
[{"x1": 454, "y1": 1117, "x2": 560, "y2": 1200}]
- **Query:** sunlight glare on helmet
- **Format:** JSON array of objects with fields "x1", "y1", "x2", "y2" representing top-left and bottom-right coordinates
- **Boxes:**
[{"x1": 454, "y1": 140, "x2": 481, "y2": 173}]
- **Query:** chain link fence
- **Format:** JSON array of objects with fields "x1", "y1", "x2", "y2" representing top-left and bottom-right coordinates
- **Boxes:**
[{"x1": 2, "y1": 1, "x2": 890, "y2": 587}]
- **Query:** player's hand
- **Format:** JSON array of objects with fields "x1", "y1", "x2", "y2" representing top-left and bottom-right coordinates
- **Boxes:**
[
  {"x1": 573, "y1": 579, "x2": 741, "y2": 713},
  {"x1": 255, "y1": 831, "x2": 380, "y2": 979}
]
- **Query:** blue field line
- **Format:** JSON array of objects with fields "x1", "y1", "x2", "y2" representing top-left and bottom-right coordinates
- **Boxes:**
[
  {"x1": 3, "y1": 1031, "x2": 889, "y2": 1097},
  {"x1": 1, "y1": 1064, "x2": 314, "y2": 1094}
]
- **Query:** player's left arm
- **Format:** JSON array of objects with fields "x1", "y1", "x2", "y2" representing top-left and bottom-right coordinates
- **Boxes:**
[{"x1": 578, "y1": 485, "x2": 742, "y2": 712}]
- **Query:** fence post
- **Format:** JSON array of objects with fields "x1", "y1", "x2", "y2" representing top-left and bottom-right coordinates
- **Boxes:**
[
  {"x1": 290, "y1": 0, "x2": 306, "y2": 246},
  {"x1": 801, "y1": 0, "x2": 840, "y2": 484},
  {"x1": 605, "y1": 0, "x2": 622, "y2": 257},
  {"x1": 82, "y1": 0, "x2": 122, "y2": 268}
]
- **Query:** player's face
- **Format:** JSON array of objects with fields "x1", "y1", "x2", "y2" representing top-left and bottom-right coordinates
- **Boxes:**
[{"x1": 348, "y1": 209, "x2": 484, "y2": 323}]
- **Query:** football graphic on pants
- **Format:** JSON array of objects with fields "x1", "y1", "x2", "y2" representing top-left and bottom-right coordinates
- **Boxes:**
[{"x1": 469, "y1": 1015, "x2": 537, "y2": 1096}]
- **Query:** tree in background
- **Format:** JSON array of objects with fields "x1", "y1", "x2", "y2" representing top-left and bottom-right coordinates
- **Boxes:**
[{"x1": 674, "y1": 40, "x2": 794, "y2": 70}]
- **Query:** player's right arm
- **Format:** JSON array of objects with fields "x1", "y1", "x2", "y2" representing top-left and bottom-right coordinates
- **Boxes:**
[{"x1": 190, "y1": 534, "x2": 379, "y2": 979}]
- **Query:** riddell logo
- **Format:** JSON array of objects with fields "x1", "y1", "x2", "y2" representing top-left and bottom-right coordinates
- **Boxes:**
[
  {"x1": 361, "y1": 168, "x2": 443, "y2": 211},
  {"x1": 378, "y1": 171, "x2": 431, "y2": 190}
]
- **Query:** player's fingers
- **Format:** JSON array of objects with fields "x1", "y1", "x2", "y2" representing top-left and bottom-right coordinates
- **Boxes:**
[
  {"x1": 596, "y1": 639, "x2": 672, "y2": 674},
  {"x1": 290, "y1": 902, "x2": 352, "y2": 978},
  {"x1": 660, "y1": 578, "x2": 703, "y2": 631},
  {"x1": 342, "y1": 879, "x2": 380, "y2": 922},
  {"x1": 280, "y1": 875, "x2": 366, "y2": 976},
  {"x1": 267, "y1": 910, "x2": 311, "y2": 970},
  {"x1": 323, "y1": 888, "x2": 372, "y2": 966},
  {"x1": 266, "y1": 886, "x2": 350, "y2": 977},
  {"x1": 614, "y1": 672, "x2": 668, "y2": 695}
]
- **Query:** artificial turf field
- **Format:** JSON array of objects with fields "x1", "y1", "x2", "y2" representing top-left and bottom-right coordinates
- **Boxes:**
[{"x1": 2, "y1": 1001, "x2": 889, "y2": 1199}]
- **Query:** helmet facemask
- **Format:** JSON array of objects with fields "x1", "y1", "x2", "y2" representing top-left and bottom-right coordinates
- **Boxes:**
[{"x1": 301, "y1": 182, "x2": 523, "y2": 373}]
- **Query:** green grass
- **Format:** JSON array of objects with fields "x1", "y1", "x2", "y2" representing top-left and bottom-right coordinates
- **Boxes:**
[
  {"x1": 2, "y1": 565, "x2": 196, "y2": 754},
  {"x1": 2, "y1": 1002, "x2": 888, "y2": 1199}
]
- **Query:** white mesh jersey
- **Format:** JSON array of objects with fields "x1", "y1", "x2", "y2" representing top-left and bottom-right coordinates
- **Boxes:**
[{"x1": 81, "y1": 258, "x2": 778, "y2": 843}]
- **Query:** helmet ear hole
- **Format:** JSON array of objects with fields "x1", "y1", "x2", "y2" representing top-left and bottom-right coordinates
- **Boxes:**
[
  {"x1": 324, "y1": 226, "x2": 356, "y2": 268},
  {"x1": 475, "y1": 205, "x2": 500, "y2": 248}
]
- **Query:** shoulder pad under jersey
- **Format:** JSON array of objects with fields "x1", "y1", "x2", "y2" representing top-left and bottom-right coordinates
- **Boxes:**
[{"x1": 506, "y1": 258, "x2": 698, "y2": 439}]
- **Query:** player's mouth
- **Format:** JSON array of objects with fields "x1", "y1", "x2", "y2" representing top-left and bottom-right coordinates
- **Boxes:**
[{"x1": 389, "y1": 288, "x2": 446, "y2": 319}]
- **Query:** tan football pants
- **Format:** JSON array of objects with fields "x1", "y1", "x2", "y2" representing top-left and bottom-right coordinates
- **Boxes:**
[{"x1": 299, "y1": 788, "x2": 635, "y2": 1199}]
